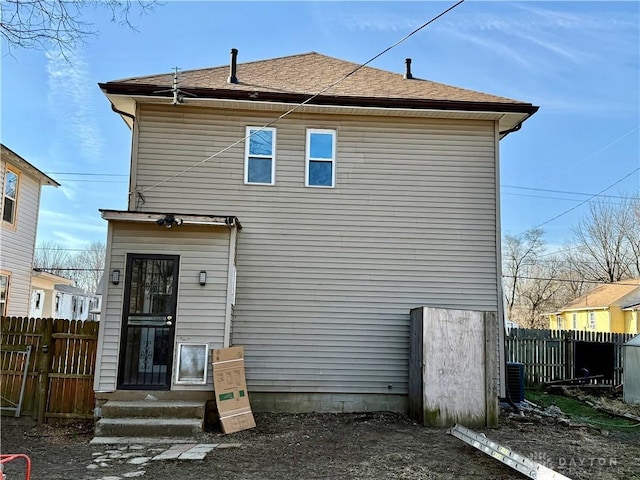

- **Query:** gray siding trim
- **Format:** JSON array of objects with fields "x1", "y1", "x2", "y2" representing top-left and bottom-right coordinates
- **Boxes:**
[{"x1": 124, "y1": 105, "x2": 499, "y2": 395}]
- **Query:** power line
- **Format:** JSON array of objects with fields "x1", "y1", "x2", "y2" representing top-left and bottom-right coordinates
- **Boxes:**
[
  {"x1": 517, "y1": 167, "x2": 640, "y2": 235},
  {"x1": 45, "y1": 172, "x2": 127, "y2": 177},
  {"x1": 502, "y1": 275, "x2": 640, "y2": 286},
  {"x1": 132, "y1": 0, "x2": 466, "y2": 196},
  {"x1": 502, "y1": 185, "x2": 632, "y2": 200}
]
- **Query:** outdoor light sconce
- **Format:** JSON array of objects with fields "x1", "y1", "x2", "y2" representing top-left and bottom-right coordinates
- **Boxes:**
[
  {"x1": 156, "y1": 214, "x2": 184, "y2": 229},
  {"x1": 111, "y1": 269, "x2": 121, "y2": 285},
  {"x1": 199, "y1": 271, "x2": 207, "y2": 286}
]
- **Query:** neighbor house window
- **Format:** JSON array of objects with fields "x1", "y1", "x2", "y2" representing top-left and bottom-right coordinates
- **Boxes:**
[
  {"x1": 306, "y1": 129, "x2": 336, "y2": 187},
  {"x1": 244, "y1": 127, "x2": 275, "y2": 185},
  {"x1": 556, "y1": 318, "x2": 563, "y2": 330},
  {"x1": 2, "y1": 167, "x2": 19, "y2": 225},
  {"x1": 0, "y1": 274, "x2": 9, "y2": 316},
  {"x1": 589, "y1": 312, "x2": 596, "y2": 330},
  {"x1": 572, "y1": 313, "x2": 577, "y2": 330}
]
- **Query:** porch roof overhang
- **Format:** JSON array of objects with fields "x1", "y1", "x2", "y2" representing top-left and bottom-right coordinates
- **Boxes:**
[{"x1": 99, "y1": 210, "x2": 242, "y2": 229}]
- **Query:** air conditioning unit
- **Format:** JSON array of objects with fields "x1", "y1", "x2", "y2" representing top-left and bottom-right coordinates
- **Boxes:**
[{"x1": 505, "y1": 362, "x2": 525, "y2": 403}]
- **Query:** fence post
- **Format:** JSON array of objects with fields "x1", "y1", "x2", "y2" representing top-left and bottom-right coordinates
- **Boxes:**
[{"x1": 37, "y1": 318, "x2": 53, "y2": 425}]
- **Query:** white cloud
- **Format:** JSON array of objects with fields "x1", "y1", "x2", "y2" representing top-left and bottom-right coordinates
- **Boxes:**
[{"x1": 46, "y1": 46, "x2": 104, "y2": 163}]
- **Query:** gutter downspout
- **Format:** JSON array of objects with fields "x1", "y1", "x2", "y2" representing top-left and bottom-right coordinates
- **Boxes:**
[
  {"x1": 223, "y1": 223, "x2": 239, "y2": 347},
  {"x1": 499, "y1": 108, "x2": 538, "y2": 138},
  {"x1": 110, "y1": 102, "x2": 136, "y2": 123}
]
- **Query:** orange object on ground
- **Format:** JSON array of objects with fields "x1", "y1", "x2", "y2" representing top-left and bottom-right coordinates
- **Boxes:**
[{"x1": 0, "y1": 454, "x2": 32, "y2": 480}]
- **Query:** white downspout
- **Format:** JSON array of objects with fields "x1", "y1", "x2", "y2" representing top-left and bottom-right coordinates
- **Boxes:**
[{"x1": 223, "y1": 224, "x2": 238, "y2": 347}]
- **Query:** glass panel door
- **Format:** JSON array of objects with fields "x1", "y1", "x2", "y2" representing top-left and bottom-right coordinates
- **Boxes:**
[{"x1": 118, "y1": 254, "x2": 179, "y2": 389}]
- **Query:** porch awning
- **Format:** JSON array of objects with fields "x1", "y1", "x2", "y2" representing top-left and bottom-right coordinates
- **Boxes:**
[{"x1": 99, "y1": 209, "x2": 242, "y2": 229}]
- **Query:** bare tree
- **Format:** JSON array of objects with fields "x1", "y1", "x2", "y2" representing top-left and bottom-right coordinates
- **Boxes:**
[
  {"x1": 1, "y1": 0, "x2": 157, "y2": 55},
  {"x1": 34, "y1": 240, "x2": 72, "y2": 279},
  {"x1": 502, "y1": 227, "x2": 545, "y2": 322},
  {"x1": 72, "y1": 241, "x2": 106, "y2": 293},
  {"x1": 517, "y1": 257, "x2": 563, "y2": 328},
  {"x1": 569, "y1": 198, "x2": 636, "y2": 283},
  {"x1": 34, "y1": 241, "x2": 105, "y2": 293}
]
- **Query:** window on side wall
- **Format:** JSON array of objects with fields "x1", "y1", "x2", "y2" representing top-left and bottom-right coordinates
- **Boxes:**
[
  {"x1": 306, "y1": 129, "x2": 336, "y2": 188},
  {"x1": 244, "y1": 127, "x2": 276, "y2": 185},
  {"x1": 572, "y1": 313, "x2": 577, "y2": 329},
  {"x1": 557, "y1": 318, "x2": 563, "y2": 330},
  {"x1": 0, "y1": 274, "x2": 9, "y2": 316},
  {"x1": 2, "y1": 167, "x2": 19, "y2": 225},
  {"x1": 589, "y1": 311, "x2": 596, "y2": 330}
]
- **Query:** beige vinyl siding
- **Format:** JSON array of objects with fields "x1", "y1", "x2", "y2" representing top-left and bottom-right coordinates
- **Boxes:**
[
  {"x1": 96, "y1": 221, "x2": 231, "y2": 391},
  {"x1": 0, "y1": 161, "x2": 41, "y2": 316},
  {"x1": 132, "y1": 104, "x2": 498, "y2": 394}
]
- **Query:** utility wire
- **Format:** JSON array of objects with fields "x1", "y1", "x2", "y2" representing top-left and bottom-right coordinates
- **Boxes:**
[
  {"x1": 517, "y1": 167, "x2": 640, "y2": 236},
  {"x1": 502, "y1": 185, "x2": 632, "y2": 200},
  {"x1": 502, "y1": 275, "x2": 640, "y2": 287},
  {"x1": 131, "y1": 0, "x2": 466, "y2": 196}
]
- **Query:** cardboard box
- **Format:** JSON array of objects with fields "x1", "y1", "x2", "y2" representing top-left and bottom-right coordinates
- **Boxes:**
[{"x1": 212, "y1": 346, "x2": 256, "y2": 434}]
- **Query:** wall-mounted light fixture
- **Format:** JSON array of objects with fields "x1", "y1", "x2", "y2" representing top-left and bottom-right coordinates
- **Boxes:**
[
  {"x1": 111, "y1": 269, "x2": 121, "y2": 285},
  {"x1": 156, "y1": 214, "x2": 183, "y2": 229},
  {"x1": 199, "y1": 271, "x2": 207, "y2": 286}
]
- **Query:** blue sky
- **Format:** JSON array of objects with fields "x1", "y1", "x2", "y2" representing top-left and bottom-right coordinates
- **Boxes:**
[{"x1": 2, "y1": 1, "x2": 639, "y2": 251}]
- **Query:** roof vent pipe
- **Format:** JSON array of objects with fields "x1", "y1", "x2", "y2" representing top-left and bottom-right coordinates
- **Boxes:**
[
  {"x1": 228, "y1": 48, "x2": 239, "y2": 84},
  {"x1": 404, "y1": 58, "x2": 413, "y2": 79}
]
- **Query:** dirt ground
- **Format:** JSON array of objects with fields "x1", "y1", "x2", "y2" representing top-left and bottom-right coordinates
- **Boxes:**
[{"x1": 1, "y1": 410, "x2": 639, "y2": 480}]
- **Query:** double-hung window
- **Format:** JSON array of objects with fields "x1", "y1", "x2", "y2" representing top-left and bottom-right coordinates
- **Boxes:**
[
  {"x1": 244, "y1": 127, "x2": 276, "y2": 185},
  {"x1": 589, "y1": 311, "x2": 596, "y2": 330},
  {"x1": 2, "y1": 167, "x2": 19, "y2": 225},
  {"x1": 572, "y1": 313, "x2": 577, "y2": 330},
  {"x1": 306, "y1": 129, "x2": 336, "y2": 188}
]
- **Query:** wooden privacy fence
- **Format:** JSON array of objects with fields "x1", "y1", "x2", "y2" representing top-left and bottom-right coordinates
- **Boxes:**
[
  {"x1": 1, "y1": 316, "x2": 99, "y2": 423},
  {"x1": 506, "y1": 328, "x2": 633, "y2": 387}
]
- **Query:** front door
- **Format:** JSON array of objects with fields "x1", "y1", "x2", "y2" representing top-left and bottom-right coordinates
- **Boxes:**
[{"x1": 118, "y1": 254, "x2": 179, "y2": 389}]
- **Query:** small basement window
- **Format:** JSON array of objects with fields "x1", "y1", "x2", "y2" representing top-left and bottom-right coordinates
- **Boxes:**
[
  {"x1": 244, "y1": 127, "x2": 276, "y2": 185},
  {"x1": 306, "y1": 129, "x2": 336, "y2": 188}
]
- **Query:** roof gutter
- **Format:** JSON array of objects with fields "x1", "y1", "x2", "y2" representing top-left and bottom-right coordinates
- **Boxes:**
[{"x1": 98, "y1": 82, "x2": 539, "y2": 116}]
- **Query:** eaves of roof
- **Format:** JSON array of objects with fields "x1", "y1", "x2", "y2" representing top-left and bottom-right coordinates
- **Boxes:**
[{"x1": 98, "y1": 81, "x2": 539, "y2": 116}]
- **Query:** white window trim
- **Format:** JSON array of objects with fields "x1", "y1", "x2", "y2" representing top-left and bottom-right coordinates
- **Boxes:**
[
  {"x1": 2, "y1": 166, "x2": 20, "y2": 226},
  {"x1": 589, "y1": 311, "x2": 596, "y2": 330},
  {"x1": 174, "y1": 343, "x2": 208, "y2": 385},
  {"x1": 572, "y1": 313, "x2": 577, "y2": 330},
  {"x1": 244, "y1": 126, "x2": 276, "y2": 185},
  {"x1": 305, "y1": 128, "x2": 336, "y2": 188}
]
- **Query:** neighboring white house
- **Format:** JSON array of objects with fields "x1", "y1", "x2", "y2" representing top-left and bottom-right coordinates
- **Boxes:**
[
  {"x1": 29, "y1": 271, "x2": 100, "y2": 321},
  {"x1": 30, "y1": 269, "x2": 74, "y2": 318},
  {"x1": 94, "y1": 51, "x2": 538, "y2": 413},
  {"x1": 0, "y1": 144, "x2": 59, "y2": 317}
]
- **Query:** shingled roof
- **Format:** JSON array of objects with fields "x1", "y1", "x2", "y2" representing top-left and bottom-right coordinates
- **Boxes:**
[
  {"x1": 100, "y1": 52, "x2": 537, "y2": 114},
  {"x1": 559, "y1": 279, "x2": 640, "y2": 311}
]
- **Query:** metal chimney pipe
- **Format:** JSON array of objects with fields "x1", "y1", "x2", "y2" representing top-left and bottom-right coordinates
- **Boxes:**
[
  {"x1": 228, "y1": 48, "x2": 238, "y2": 84},
  {"x1": 404, "y1": 58, "x2": 413, "y2": 79}
]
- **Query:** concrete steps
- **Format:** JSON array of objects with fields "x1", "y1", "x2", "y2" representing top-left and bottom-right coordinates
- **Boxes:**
[{"x1": 94, "y1": 399, "x2": 208, "y2": 441}]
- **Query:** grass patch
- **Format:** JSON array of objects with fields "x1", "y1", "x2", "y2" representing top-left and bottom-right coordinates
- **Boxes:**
[{"x1": 525, "y1": 390, "x2": 639, "y2": 431}]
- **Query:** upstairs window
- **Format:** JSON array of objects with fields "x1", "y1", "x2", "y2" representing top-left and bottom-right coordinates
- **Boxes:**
[
  {"x1": 2, "y1": 167, "x2": 19, "y2": 225},
  {"x1": 306, "y1": 129, "x2": 336, "y2": 188},
  {"x1": 244, "y1": 127, "x2": 276, "y2": 185},
  {"x1": 589, "y1": 311, "x2": 596, "y2": 330}
]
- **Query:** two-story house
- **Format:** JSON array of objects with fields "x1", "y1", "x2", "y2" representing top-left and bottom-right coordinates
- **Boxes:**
[
  {"x1": 550, "y1": 279, "x2": 640, "y2": 334},
  {"x1": 94, "y1": 51, "x2": 538, "y2": 420},
  {"x1": 0, "y1": 145, "x2": 59, "y2": 317}
]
